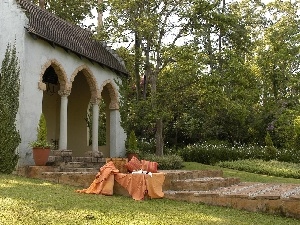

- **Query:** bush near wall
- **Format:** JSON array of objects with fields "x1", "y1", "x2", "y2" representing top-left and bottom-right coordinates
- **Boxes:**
[{"x1": 142, "y1": 154, "x2": 184, "y2": 170}]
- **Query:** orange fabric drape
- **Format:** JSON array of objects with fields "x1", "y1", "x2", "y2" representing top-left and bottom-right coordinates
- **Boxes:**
[
  {"x1": 114, "y1": 172, "x2": 165, "y2": 200},
  {"x1": 145, "y1": 173, "x2": 165, "y2": 199},
  {"x1": 76, "y1": 161, "x2": 119, "y2": 195}
]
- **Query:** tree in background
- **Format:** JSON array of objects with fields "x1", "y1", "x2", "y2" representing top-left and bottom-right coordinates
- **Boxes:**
[
  {"x1": 0, "y1": 44, "x2": 21, "y2": 173},
  {"x1": 254, "y1": 0, "x2": 300, "y2": 148},
  {"x1": 32, "y1": 0, "x2": 98, "y2": 26},
  {"x1": 101, "y1": 0, "x2": 192, "y2": 155},
  {"x1": 29, "y1": 0, "x2": 300, "y2": 152}
]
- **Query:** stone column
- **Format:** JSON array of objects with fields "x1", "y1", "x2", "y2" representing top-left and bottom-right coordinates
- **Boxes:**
[
  {"x1": 58, "y1": 90, "x2": 70, "y2": 150},
  {"x1": 109, "y1": 102, "x2": 126, "y2": 157},
  {"x1": 91, "y1": 99, "x2": 100, "y2": 153}
]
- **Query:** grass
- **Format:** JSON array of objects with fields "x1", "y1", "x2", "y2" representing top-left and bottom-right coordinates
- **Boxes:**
[
  {"x1": 217, "y1": 159, "x2": 300, "y2": 179},
  {"x1": 1, "y1": 161, "x2": 300, "y2": 224},
  {"x1": 183, "y1": 161, "x2": 300, "y2": 184}
]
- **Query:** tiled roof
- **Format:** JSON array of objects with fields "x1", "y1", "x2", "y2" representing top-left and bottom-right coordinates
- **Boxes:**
[{"x1": 17, "y1": 0, "x2": 128, "y2": 76}]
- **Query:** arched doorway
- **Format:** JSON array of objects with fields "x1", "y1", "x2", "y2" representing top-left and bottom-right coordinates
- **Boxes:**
[
  {"x1": 99, "y1": 80, "x2": 121, "y2": 157},
  {"x1": 68, "y1": 71, "x2": 91, "y2": 156},
  {"x1": 40, "y1": 60, "x2": 68, "y2": 150}
]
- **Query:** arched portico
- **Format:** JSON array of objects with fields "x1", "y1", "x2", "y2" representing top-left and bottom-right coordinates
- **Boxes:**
[
  {"x1": 67, "y1": 65, "x2": 99, "y2": 156},
  {"x1": 38, "y1": 61, "x2": 125, "y2": 158},
  {"x1": 99, "y1": 79, "x2": 125, "y2": 157},
  {"x1": 38, "y1": 59, "x2": 69, "y2": 151}
]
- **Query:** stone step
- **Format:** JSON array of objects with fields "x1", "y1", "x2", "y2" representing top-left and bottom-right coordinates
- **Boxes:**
[
  {"x1": 48, "y1": 156, "x2": 106, "y2": 164},
  {"x1": 41, "y1": 171, "x2": 96, "y2": 187},
  {"x1": 63, "y1": 167, "x2": 99, "y2": 173},
  {"x1": 57, "y1": 161, "x2": 105, "y2": 171},
  {"x1": 65, "y1": 162, "x2": 84, "y2": 168},
  {"x1": 163, "y1": 182, "x2": 300, "y2": 219},
  {"x1": 167, "y1": 177, "x2": 240, "y2": 191},
  {"x1": 163, "y1": 170, "x2": 224, "y2": 190}
]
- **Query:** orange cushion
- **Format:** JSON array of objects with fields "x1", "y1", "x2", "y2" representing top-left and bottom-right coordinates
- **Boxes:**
[
  {"x1": 125, "y1": 156, "x2": 142, "y2": 172},
  {"x1": 141, "y1": 160, "x2": 158, "y2": 173}
]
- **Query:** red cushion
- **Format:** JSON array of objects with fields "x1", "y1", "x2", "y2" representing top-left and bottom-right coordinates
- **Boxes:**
[
  {"x1": 125, "y1": 156, "x2": 142, "y2": 172},
  {"x1": 141, "y1": 160, "x2": 158, "y2": 173}
]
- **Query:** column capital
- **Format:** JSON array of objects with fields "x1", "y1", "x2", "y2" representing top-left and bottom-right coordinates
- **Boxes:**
[
  {"x1": 90, "y1": 97, "x2": 100, "y2": 105},
  {"x1": 58, "y1": 89, "x2": 71, "y2": 97},
  {"x1": 109, "y1": 100, "x2": 119, "y2": 110}
]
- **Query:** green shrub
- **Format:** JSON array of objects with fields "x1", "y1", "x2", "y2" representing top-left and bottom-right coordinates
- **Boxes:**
[
  {"x1": 272, "y1": 109, "x2": 298, "y2": 149},
  {"x1": 29, "y1": 113, "x2": 52, "y2": 148},
  {"x1": 137, "y1": 138, "x2": 156, "y2": 154},
  {"x1": 178, "y1": 142, "x2": 272, "y2": 165},
  {"x1": 142, "y1": 154, "x2": 184, "y2": 170},
  {"x1": 126, "y1": 131, "x2": 139, "y2": 154},
  {"x1": 293, "y1": 116, "x2": 300, "y2": 150},
  {"x1": 0, "y1": 44, "x2": 20, "y2": 174},
  {"x1": 264, "y1": 132, "x2": 277, "y2": 161}
]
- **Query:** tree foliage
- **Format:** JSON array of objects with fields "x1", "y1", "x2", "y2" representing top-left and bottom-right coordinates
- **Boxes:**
[
  {"x1": 0, "y1": 43, "x2": 21, "y2": 173},
  {"x1": 32, "y1": 0, "x2": 98, "y2": 26},
  {"x1": 33, "y1": 0, "x2": 300, "y2": 153}
]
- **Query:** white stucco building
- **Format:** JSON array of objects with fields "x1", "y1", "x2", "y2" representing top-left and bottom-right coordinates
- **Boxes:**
[{"x1": 0, "y1": 0, "x2": 127, "y2": 166}]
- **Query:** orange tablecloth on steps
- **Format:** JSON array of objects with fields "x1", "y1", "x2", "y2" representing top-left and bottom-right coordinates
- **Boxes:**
[
  {"x1": 76, "y1": 161, "x2": 165, "y2": 200},
  {"x1": 114, "y1": 172, "x2": 165, "y2": 200},
  {"x1": 76, "y1": 161, "x2": 119, "y2": 195}
]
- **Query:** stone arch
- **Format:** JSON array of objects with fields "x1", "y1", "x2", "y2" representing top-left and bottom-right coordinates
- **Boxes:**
[
  {"x1": 70, "y1": 65, "x2": 99, "y2": 101},
  {"x1": 99, "y1": 79, "x2": 119, "y2": 109},
  {"x1": 38, "y1": 59, "x2": 69, "y2": 91}
]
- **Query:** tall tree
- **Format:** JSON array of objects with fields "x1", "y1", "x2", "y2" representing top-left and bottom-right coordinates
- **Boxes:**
[
  {"x1": 253, "y1": 0, "x2": 300, "y2": 147},
  {"x1": 102, "y1": 0, "x2": 191, "y2": 155},
  {"x1": 0, "y1": 43, "x2": 21, "y2": 173},
  {"x1": 32, "y1": 0, "x2": 97, "y2": 25}
]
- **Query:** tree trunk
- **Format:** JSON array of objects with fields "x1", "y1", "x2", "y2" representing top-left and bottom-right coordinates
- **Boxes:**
[
  {"x1": 151, "y1": 53, "x2": 164, "y2": 156},
  {"x1": 155, "y1": 118, "x2": 163, "y2": 156},
  {"x1": 39, "y1": 0, "x2": 45, "y2": 9},
  {"x1": 143, "y1": 41, "x2": 150, "y2": 99},
  {"x1": 134, "y1": 32, "x2": 141, "y2": 100},
  {"x1": 97, "y1": 0, "x2": 103, "y2": 28},
  {"x1": 218, "y1": 0, "x2": 225, "y2": 73}
]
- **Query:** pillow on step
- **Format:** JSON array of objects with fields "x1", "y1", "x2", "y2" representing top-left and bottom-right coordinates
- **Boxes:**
[
  {"x1": 125, "y1": 156, "x2": 142, "y2": 172},
  {"x1": 141, "y1": 160, "x2": 158, "y2": 173}
]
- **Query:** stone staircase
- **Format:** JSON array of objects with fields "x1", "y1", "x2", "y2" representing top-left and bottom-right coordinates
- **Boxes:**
[
  {"x1": 16, "y1": 149, "x2": 107, "y2": 187},
  {"x1": 162, "y1": 170, "x2": 239, "y2": 192},
  {"x1": 162, "y1": 170, "x2": 300, "y2": 219}
]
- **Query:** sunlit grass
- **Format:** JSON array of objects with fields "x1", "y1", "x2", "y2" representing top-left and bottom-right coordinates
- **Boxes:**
[
  {"x1": 1, "y1": 161, "x2": 300, "y2": 224},
  {"x1": 182, "y1": 161, "x2": 300, "y2": 184},
  {"x1": 216, "y1": 159, "x2": 300, "y2": 180},
  {"x1": 0, "y1": 173, "x2": 300, "y2": 224}
]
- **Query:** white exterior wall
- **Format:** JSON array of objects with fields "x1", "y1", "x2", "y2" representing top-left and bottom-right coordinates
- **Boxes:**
[{"x1": 1, "y1": 0, "x2": 126, "y2": 166}]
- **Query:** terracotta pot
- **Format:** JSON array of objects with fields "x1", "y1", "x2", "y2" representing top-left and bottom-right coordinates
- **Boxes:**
[{"x1": 32, "y1": 147, "x2": 51, "y2": 166}]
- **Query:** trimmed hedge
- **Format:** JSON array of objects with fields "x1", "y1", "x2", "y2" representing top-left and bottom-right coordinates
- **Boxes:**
[{"x1": 177, "y1": 142, "x2": 300, "y2": 165}]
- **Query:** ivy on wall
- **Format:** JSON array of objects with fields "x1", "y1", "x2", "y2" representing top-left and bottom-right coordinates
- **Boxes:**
[{"x1": 0, "y1": 43, "x2": 21, "y2": 173}]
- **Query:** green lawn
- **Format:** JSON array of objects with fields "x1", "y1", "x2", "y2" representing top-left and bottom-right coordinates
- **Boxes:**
[
  {"x1": 183, "y1": 161, "x2": 300, "y2": 184},
  {"x1": 1, "y1": 163, "x2": 300, "y2": 224}
]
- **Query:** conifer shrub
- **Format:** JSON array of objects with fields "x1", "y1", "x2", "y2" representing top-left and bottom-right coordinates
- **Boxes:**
[
  {"x1": 0, "y1": 43, "x2": 21, "y2": 173},
  {"x1": 264, "y1": 132, "x2": 277, "y2": 161}
]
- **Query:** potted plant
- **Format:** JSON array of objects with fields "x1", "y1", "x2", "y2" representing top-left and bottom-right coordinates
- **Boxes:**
[
  {"x1": 126, "y1": 131, "x2": 139, "y2": 160},
  {"x1": 29, "y1": 113, "x2": 52, "y2": 166}
]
